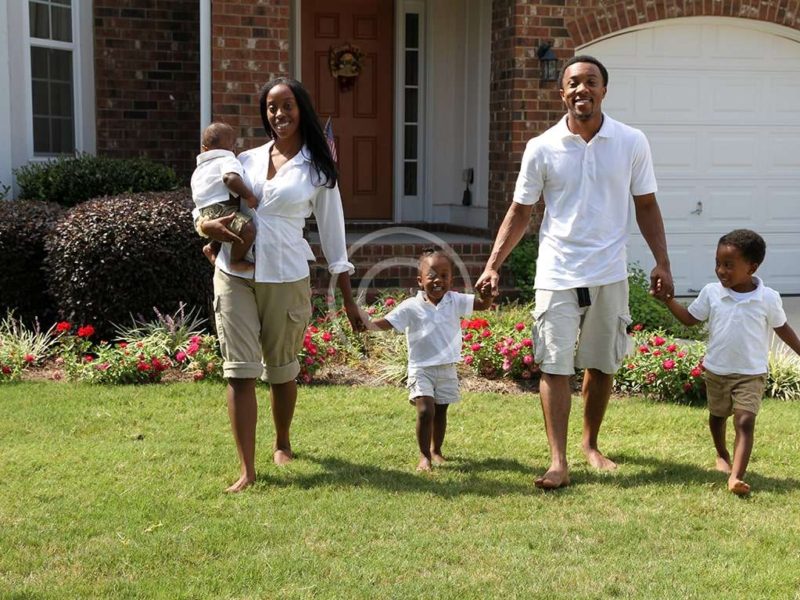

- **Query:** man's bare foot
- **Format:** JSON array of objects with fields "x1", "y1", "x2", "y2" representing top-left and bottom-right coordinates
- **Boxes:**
[
  {"x1": 417, "y1": 456, "x2": 432, "y2": 472},
  {"x1": 728, "y1": 478, "x2": 751, "y2": 496},
  {"x1": 273, "y1": 449, "x2": 293, "y2": 466},
  {"x1": 431, "y1": 452, "x2": 446, "y2": 465},
  {"x1": 225, "y1": 474, "x2": 255, "y2": 493},
  {"x1": 202, "y1": 244, "x2": 218, "y2": 266},
  {"x1": 715, "y1": 456, "x2": 732, "y2": 474},
  {"x1": 230, "y1": 259, "x2": 254, "y2": 272},
  {"x1": 583, "y1": 446, "x2": 617, "y2": 470},
  {"x1": 534, "y1": 468, "x2": 570, "y2": 489}
]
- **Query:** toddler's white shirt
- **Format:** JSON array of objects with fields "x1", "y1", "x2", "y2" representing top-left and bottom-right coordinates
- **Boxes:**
[
  {"x1": 688, "y1": 276, "x2": 786, "y2": 375},
  {"x1": 190, "y1": 149, "x2": 244, "y2": 210},
  {"x1": 385, "y1": 291, "x2": 474, "y2": 368}
]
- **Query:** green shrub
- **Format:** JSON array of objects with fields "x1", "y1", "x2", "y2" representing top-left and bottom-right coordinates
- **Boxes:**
[
  {"x1": 767, "y1": 344, "x2": 800, "y2": 400},
  {"x1": 0, "y1": 182, "x2": 10, "y2": 200},
  {"x1": 628, "y1": 264, "x2": 704, "y2": 340},
  {"x1": 44, "y1": 189, "x2": 212, "y2": 338},
  {"x1": 15, "y1": 154, "x2": 179, "y2": 207},
  {"x1": 0, "y1": 199, "x2": 64, "y2": 325},
  {"x1": 507, "y1": 235, "x2": 537, "y2": 300}
]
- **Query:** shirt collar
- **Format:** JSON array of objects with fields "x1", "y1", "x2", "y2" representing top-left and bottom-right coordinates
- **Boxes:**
[
  {"x1": 720, "y1": 276, "x2": 764, "y2": 302},
  {"x1": 265, "y1": 139, "x2": 312, "y2": 166},
  {"x1": 415, "y1": 290, "x2": 452, "y2": 307},
  {"x1": 196, "y1": 148, "x2": 235, "y2": 165},
  {"x1": 555, "y1": 113, "x2": 614, "y2": 141}
]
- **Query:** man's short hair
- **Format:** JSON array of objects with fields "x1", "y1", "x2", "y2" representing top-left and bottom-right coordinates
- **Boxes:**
[
  {"x1": 718, "y1": 229, "x2": 766, "y2": 265},
  {"x1": 558, "y1": 55, "x2": 609, "y2": 89}
]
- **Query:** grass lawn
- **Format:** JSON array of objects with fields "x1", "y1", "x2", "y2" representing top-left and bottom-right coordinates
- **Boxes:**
[{"x1": 2, "y1": 382, "x2": 800, "y2": 599}]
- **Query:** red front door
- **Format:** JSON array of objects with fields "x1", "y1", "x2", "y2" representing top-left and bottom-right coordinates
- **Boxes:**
[{"x1": 301, "y1": 0, "x2": 394, "y2": 220}]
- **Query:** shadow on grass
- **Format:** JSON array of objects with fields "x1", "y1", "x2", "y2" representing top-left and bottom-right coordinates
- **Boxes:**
[
  {"x1": 255, "y1": 453, "x2": 539, "y2": 498},
  {"x1": 578, "y1": 452, "x2": 800, "y2": 495}
]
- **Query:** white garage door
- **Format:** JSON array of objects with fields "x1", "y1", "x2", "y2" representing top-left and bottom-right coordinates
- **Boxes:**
[{"x1": 584, "y1": 17, "x2": 800, "y2": 295}]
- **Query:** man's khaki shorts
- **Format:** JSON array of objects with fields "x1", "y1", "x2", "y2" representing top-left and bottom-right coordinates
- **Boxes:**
[
  {"x1": 704, "y1": 370, "x2": 766, "y2": 417},
  {"x1": 213, "y1": 269, "x2": 312, "y2": 383},
  {"x1": 532, "y1": 280, "x2": 631, "y2": 375},
  {"x1": 197, "y1": 201, "x2": 252, "y2": 237}
]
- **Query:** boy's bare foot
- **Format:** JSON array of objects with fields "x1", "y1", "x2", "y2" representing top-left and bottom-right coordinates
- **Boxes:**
[
  {"x1": 229, "y1": 259, "x2": 254, "y2": 272},
  {"x1": 431, "y1": 452, "x2": 446, "y2": 465},
  {"x1": 728, "y1": 478, "x2": 751, "y2": 496},
  {"x1": 583, "y1": 446, "x2": 617, "y2": 470},
  {"x1": 417, "y1": 456, "x2": 432, "y2": 472},
  {"x1": 534, "y1": 468, "x2": 570, "y2": 489},
  {"x1": 225, "y1": 474, "x2": 255, "y2": 493},
  {"x1": 715, "y1": 456, "x2": 732, "y2": 474},
  {"x1": 273, "y1": 449, "x2": 293, "y2": 466},
  {"x1": 202, "y1": 243, "x2": 218, "y2": 266}
]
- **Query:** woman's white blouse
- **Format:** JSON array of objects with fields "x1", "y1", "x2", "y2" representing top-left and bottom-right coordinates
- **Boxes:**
[{"x1": 209, "y1": 140, "x2": 354, "y2": 283}]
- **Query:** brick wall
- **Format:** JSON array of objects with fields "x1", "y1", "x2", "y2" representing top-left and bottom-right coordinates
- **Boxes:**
[
  {"x1": 210, "y1": 0, "x2": 291, "y2": 152},
  {"x1": 94, "y1": 1, "x2": 200, "y2": 181},
  {"x1": 487, "y1": 0, "x2": 800, "y2": 233}
]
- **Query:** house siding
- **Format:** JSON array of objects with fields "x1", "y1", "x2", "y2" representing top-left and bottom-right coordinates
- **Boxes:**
[{"x1": 93, "y1": 1, "x2": 200, "y2": 180}]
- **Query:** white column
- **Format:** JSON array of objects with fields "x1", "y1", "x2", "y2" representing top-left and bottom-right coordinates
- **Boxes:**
[
  {"x1": 0, "y1": 0, "x2": 13, "y2": 194},
  {"x1": 200, "y1": 0, "x2": 211, "y2": 132}
]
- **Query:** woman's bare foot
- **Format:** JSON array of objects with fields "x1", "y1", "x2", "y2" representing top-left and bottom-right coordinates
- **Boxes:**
[
  {"x1": 225, "y1": 474, "x2": 255, "y2": 493},
  {"x1": 417, "y1": 455, "x2": 432, "y2": 472},
  {"x1": 715, "y1": 456, "x2": 732, "y2": 474},
  {"x1": 431, "y1": 451, "x2": 446, "y2": 465},
  {"x1": 583, "y1": 446, "x2": 617, "y2": 470},
  {"x1": 534, "y1": 468, "x2": 570, "y2": 489},
  {"x1": 273, "y1": 448, "x2": 293, "y2": 466},
  {"x1": 202, "y1": 243, "x2": 218, "y2": 266},
  {"x1": 728, "y1": 477, "x2": 751, "y2": 496}
]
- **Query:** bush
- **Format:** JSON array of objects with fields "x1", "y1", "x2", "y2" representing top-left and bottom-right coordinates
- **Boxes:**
[
  {"x1": 507, "y1": 235, "x2": 537, "y2": 301},
  {"x1": 15, "y1": 154, "x2": 179, "y2": 207},
  {"x1": 44, "y1": 190, "x2": 212, "y2": 338},
  {"x1": 628, "y1": 264, "x2": 704, "y2": 339},
  {"x1": 0, "y1": 200, "x2": 65, "y2": 325},
  {"x1": 0, "y1": 182, "x2": 10, "y2": 200},
  {"x1": 767, "y1": 344, "x2": 800, "y2": 400}
]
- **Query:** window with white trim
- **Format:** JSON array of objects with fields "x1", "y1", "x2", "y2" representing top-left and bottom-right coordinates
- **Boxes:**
[{"x1": 28, "y1": 0, "x2": 75, "y2": 156}]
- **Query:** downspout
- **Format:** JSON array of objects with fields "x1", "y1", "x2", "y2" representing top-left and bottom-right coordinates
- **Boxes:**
[{"x1": 200, "y1": 0, "x2": 211, "y2": 132}]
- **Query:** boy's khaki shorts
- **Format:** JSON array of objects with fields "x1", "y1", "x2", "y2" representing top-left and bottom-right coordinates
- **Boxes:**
[
  {"x1": 532, "y1": 280, "x2": 631, "y2": 375},
  {"x1": 197, "y1": 201, "x2": 252, "y2": 237},
  {"x1": 704, "y1": 370, "x2": 766, "y2": 417},
  {"x1": 407, "y1": 364, "x2": 460, "y2": 405},
  {"x1": 213, "y1": 269, "x2": 312, "y2": 383}
]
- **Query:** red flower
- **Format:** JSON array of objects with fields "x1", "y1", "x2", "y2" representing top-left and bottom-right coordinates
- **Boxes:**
[
  {"x1": 24, "y1": 354, "x2": 35, "y2": 364},
  {"x1": 186, "y1": 342, "x2": 200, "y2": 357},
  {"x1": 521, "y1": 338, "x2": 533, "y2": 347},
  {"x1": 470, "y1": 343, "x2": 482, "y2": 352},
  {"x1": 638, "y1": 345, "x2": 649, "y2": 354},
  {"x1": 464, "y1": 355, "x2": 474, "y2": 365},
  {"x1": 309, "y1": 325, "x2": 319, "y2": 334},
  {"x1": 652, "y1": 349, "x2": 662, "y2": 357},
  {"x1": 626, "y1": 363, "x2": 635, "y2": 370},
  {"x1": 662, "y1": 359, "x2": 676, "y2": 370},
  {"x1": 83, "y1": 355, "x2": 94, "y2": 363},
  {"x1": 667, "y1": 344, "x2": 677, "y2": 353},
  {"x1": 677, "y1": 351, "x2": 686, "y2": 358},
  {"x1": 690, "y1": 367, "x2": 702, "y2": 378},
  {"x1": 137, "y1": 362, "x2": 151, "y2": 371},
  {"x1": 481, "y1": 329, "x2": 492, "y2": 338},
  {"x1": 118, "y1": 342, "x2": 128, "y2": 349},
  {"x1": 56, "y1": 321, "x2": 71, "y2": 333},
  {"x1": 523, "y1": 355, "x2": 534, "y2": 366},
  {"x1": 384, "y1": 298, "x2": 396, "y2": 307},
  {"x1": 645, "y1": 372, "x2": 657, "y2": 384},
  {"x1": 77, "y1": 325, "x2": 95, "y2": 338},
  {"x1": 1, "y1": 365, "x2": 11, "y2": 375},
  {"x1": 463, "y1": 332, "x2": 474, "y2": 342},
  {"x1": 652, "y1": 336, "x2": 666, "y2": 346},
  {"x1": 683, "y1": 382, "x2": 693, "y2": 392},
  {"x1": 633, "y1": 323, "x2": 644, "y2": 331},
  {"x1": 322, "y1": 331, "x2": 332, "y2": 342},
  {"x1": 514, "y1": 322, "x2": 525, "y2": 332},
  {"x1": 175, "y1": 351, "x2": 187, "y2": 363}
]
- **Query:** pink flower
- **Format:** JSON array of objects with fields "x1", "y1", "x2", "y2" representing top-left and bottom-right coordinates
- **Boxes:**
[
  {"x1": 77, "y1": 325, "x2": 95, "y2": 338},
  {"x1": 667, "y1": 344, "x2": 677, "y2": 353},
  {"x1": 367, "y1": 307, "x2": 376, "y2": 315},
  {"x1": 502, "y1": 359, "x2": 512, "y2": 371},
  {"x1": 662, "y1": 359, "x2": 676, "y2": 370},
  {"x1": 470, "y1": 343, "x2": 482, "y2": 352},
  {"x1": 137, "y1": 362, "x2": 150, "y2": 371},
  {"x1": 175, "y1": 351, "x2": 187, "y2": 363},
  {"x1": 633, "y1": 323, "x2": 644, "y2": 331},
  {"x1": 677, "y1": 351, "x2": 686, "y2": 358},
  {"x1": 118, "y1": 342, "x2": 128, "y2": 349},
  {"x1": 302, "y1": 373, "x2": 312, "y2": 384},
  {"x1": 83, "y1": 355, "x2": 94, "y2": 363},
  {"x1": 322, "y1": 331, "x2": 332, "y2": 342},
  {"x1": 327, "y1": 347, "x2": 336, "y2": 355},
  {"x1": 515, "y1": 322, "x2": 525, "y2": 332},
  {"x1": 305, "y1": 356, "x2": 315, "y2": 365},
  {"x1": 24, "y1": 354, "x2": 35, "y2": 364},
  {"x1": 190, "y1": 336, "x2": 201, "y2": 345},
  {"x1": 652, "y1": 336, "x2": 666, "y2": 346},
  {"x1": 652, "y1": 349, "x2": 662, "y2": 357},
  {"x1": 521, "y1": 338, "x2": 533, "y2": 347},
  {"x1": 499, "y1": 347, "x2": 509, "y2": 356},
  {"x1": 481, "y1": 329, "x2": 492, "y2": 338},
  {"x1": 523, "y1": 355, "x2": 534, "y2": 365},
  {"x1": 464, "y1": 355, "x2": 474, "y2": 365},
  {"x1": 186, "y1": 342, "x2": 200, "y2": 357},
  {"x1": 384, "y1": 298, "x2": 396, "y2": 307},
  {"x1": 463, "y1": 332, "x2": 473, "y2": 342},
  {"x1": 309, "y1": 325, "x2": 319, "y2": 334},
  {"x1": 638, "y1": 345, "x2": 649, "y2": 354},
  {"x1": 690, "y1": 367, "x2": 702, "y2": 378}
]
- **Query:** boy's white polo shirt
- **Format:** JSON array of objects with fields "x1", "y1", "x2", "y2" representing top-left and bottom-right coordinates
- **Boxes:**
[
  {"x1": 513, "y1": 114, "x2": 657, "y2": 290},
  {"x1": 688, "y1": 277, "x2": 787, "y2": 375},
  {"x1": 384, "y1": 291, "x2": 473, "y2": 368},
  {"x1": 190, "y1": 149, "x2": 244, "y2": 210}
]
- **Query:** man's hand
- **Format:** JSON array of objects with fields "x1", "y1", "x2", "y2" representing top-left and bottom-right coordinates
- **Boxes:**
[
  {"x1": 199, "y1": 213, "x2": 243, "y2": 244},
  {"x1": 344, "y1": 300, "x2": 366, "y2": 332},
  {"x1": 475, "y1": 268, "x2": 501, "y2": 298}
]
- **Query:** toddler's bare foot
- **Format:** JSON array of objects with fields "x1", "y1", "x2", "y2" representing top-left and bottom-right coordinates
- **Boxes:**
[
  {"x1": 728, "y1": 478, "x2": 750, "y2": 496},
  {"x1": 202, "y1": 243, "x2": 218, "y2": 266},
  {"x1": 225, "y1": 474, "x2": 255, "y2": 493},
  {"x1": 534, "y1": 468, "x2": 570, "y2": 489},
  {"x1": 431, "y1": 452, "x2": 446, "y2": 466},
  {"x1": 273, "y1": 448, "x2": 293, "y2": 466},
  {"x1": 715, "y1": 456, "x2": 732, "y2": 474},
  {"x1": 583, "y1": 445, "x2": 617, "y2": 470},
  {"x1": 417, "y1": 455, "x2": 432, "y2": 472}
]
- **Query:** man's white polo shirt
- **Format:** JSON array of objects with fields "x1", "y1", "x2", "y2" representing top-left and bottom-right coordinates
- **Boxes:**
[
  {"x1": 688, "y1": 277, "x2": 787, "y2": 375},
  {"x1": 513, "y1": 114, "x2": 657, "y2": 290},
  {"x1": 384, "y1": 291, "x2": 473, "y2": 368}
]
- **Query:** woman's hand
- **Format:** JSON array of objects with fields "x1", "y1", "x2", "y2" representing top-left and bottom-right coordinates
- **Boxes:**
[{"x1": 199, "y1": 213, "x2": 243, "y2": 244}]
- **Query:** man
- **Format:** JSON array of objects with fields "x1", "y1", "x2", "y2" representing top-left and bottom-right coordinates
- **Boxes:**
[{"x1": 476, "y1": 55, "x2": 673, "y2": 489}]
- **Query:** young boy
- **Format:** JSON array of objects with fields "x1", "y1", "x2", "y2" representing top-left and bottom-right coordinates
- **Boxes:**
[
  {"x1": 663, "y1": 229, "x2": 800, "y2": 495},
  {"x1": 366, "y1": 248, "x2": 493, "y2": 471},
  {"x1": 191, "y1": 122, "x2": 258, "y2": 271}
]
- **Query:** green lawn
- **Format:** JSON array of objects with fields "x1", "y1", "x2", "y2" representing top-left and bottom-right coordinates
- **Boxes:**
[{"x1": 1, "y1": 383, "x2": 799, "y2": 599}]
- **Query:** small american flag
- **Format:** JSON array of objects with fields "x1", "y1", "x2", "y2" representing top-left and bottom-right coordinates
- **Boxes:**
[{"x1": 324, "y1": 116, "x2": 338, "y2": 163}]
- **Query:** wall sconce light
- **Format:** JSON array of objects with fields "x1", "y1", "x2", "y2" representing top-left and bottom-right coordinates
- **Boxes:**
[{"x1": 537, "y1": 42, "x2": 559, "y2": 82}]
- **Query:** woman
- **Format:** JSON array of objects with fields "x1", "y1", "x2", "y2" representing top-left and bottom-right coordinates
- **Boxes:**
[{"x1": 201, "y1": 77, "x2": 362, "y2": 492}]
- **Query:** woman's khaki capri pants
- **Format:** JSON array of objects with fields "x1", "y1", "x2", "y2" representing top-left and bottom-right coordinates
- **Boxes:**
[
  {"x1": 213, "y1": 268, "x2": 312, "y2": 384},
  {"x1": 532, "y1": 280, "x2": 632, "y2": 375}
]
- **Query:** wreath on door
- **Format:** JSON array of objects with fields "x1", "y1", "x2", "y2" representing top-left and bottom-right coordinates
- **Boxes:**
[{"x1": 329, "y1": 43, "x2": 365, "y2": 90}]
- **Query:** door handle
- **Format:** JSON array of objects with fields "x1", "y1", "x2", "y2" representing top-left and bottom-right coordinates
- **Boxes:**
[{"x1": 690, "y1": 201, "x2": 703, "y2": 215}]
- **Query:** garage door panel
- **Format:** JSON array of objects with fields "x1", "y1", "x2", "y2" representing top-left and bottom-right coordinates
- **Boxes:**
[
  {"x1": 710, "y1": 78, "x2": 761, "y2": 114},
  {"x1": 769, "y1": 135, "x2": 800, "y2": 171},
  {"x1": 646, "y1": 131, "x2": 698, "y2": 170},
  {"x1": 765, "y1": 189, "x2": 800, "y2": 229},
  {"x1": 708, "y1": 133, "x2": 759, "y2": 170},
  {"x1": 761, "y1": 237, "x2": 800, "y2": 293}
]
